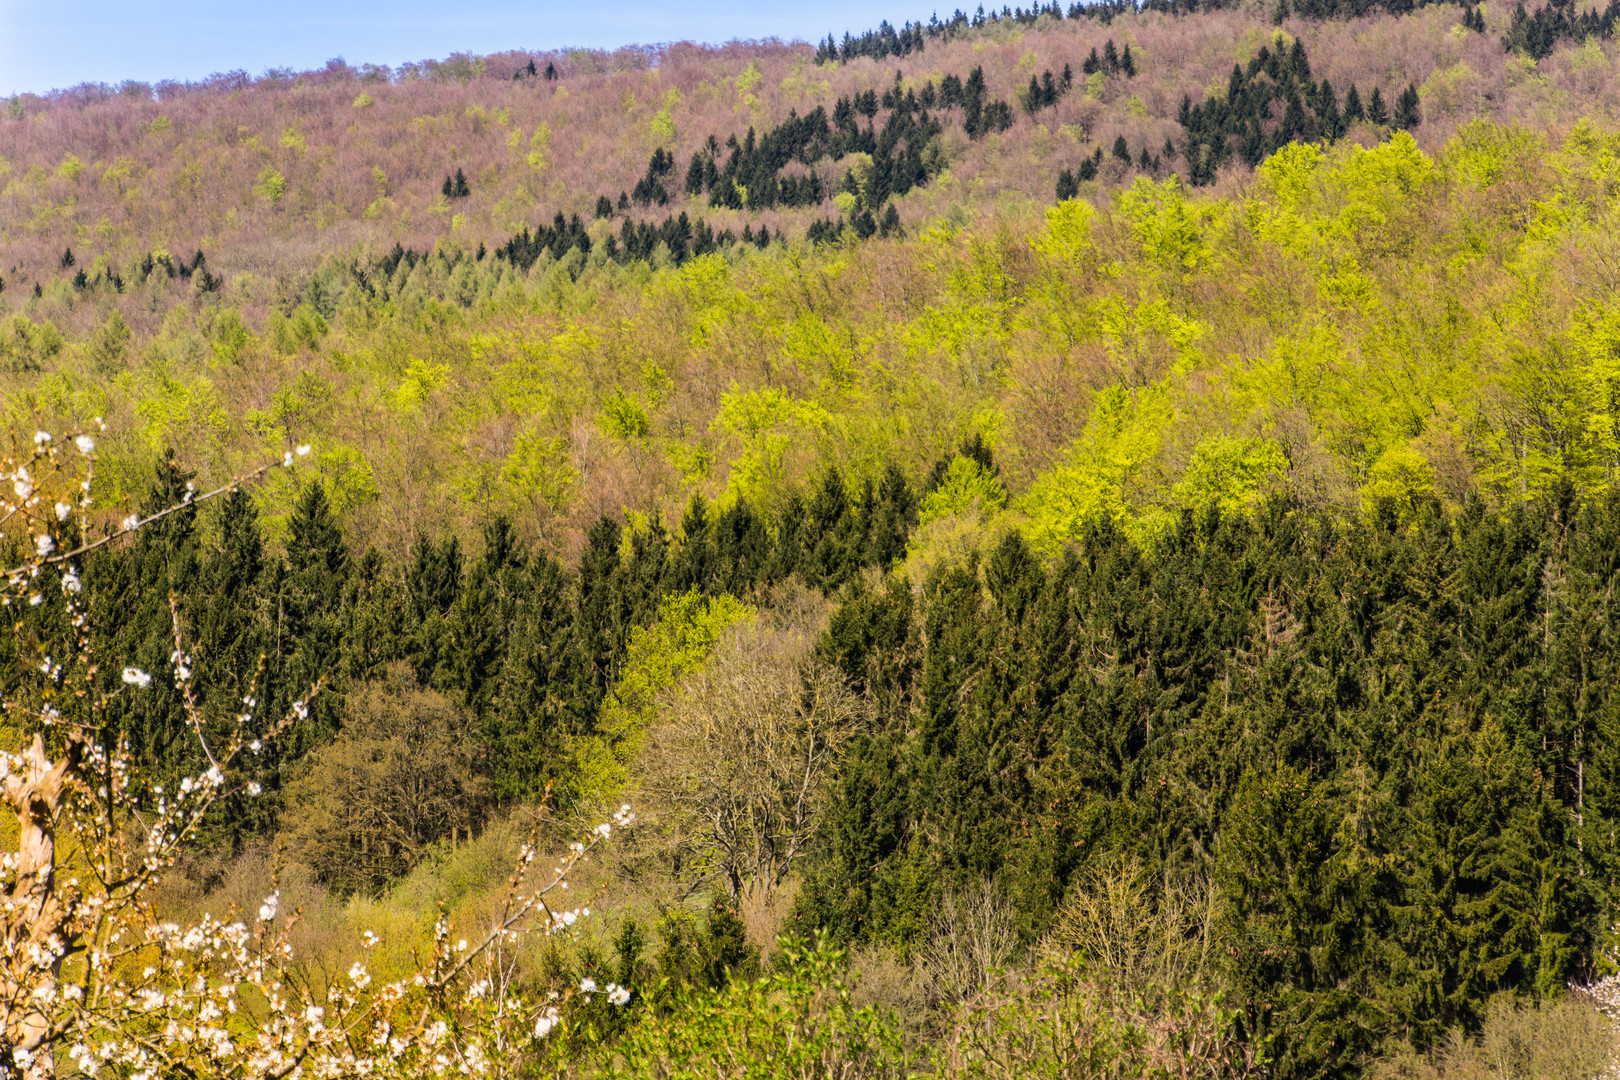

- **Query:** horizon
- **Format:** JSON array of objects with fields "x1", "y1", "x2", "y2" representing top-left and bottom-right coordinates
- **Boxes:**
[{"x1": 0, "y1": 0, "x2": 936, "y2": 97}]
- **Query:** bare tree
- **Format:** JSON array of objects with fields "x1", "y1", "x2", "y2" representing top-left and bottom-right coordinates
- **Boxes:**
[
  {"x1": 636, "y1": 617, "x2": 862, "y2": 905},
  {"x1": 285, "y1": 664, "x2": 491, "y2": 895}
]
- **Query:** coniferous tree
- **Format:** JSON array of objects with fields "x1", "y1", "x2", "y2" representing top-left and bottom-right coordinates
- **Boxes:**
[
  {"x1": 1056, "y1": 168, "x2": 1079, "y2": 201},
  {"x1": 1112, "y1": 135, "x2": 1131, "y2": 162},
  {"x1": 452, "y1": 168, "x2": 471, "y2": 198},
  {"x1": 1394, "y1": 82, "x2": 1422, "y2": 129},
  {"x1": 1082, "y1": 47, "x2": 1101, "y2": 75},
  {"x1": 1319, "y1": 80, "x2": 1342, "y2": 138},
  {"x1": 1343, "y1": 83, "x2": 1365, "y2": 123},
  {"x1": 60, "y1": 247, "x2": 74, "y2": 269},
  {"x1": 276, "y1": 480, "x2": 351, "y2": 757},
  {"x1": 95, "y1": 451, "x2": 202, "y2": 782},
  {"x1": 1120, "y1": 43, "x2": 1137, "y2": 77},
  {"x1": 1368, "y1": 85, "x2": 1389, "y2": 124},
  {"x1": 595, "y1": 194, "x2": 614, "y2": 218}
]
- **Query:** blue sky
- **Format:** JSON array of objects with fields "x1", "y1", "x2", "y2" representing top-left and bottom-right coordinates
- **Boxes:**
[{"x1": 1, "y1": 1, "x2": 932, "y2": 96}]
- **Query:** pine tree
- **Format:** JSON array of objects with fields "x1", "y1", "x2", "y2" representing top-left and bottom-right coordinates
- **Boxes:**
[
  {"x1": 669, "y1": 493, "x2": 716, "y2": 595},
  {"x1": 1082, "y1": 47, "x2": 1101, "y2": 75},
  {"x1": 1319, "y1": 80, "x2": 1343, "y2": 138},
  {"x1": 485, "y1": 551, "x2": 576, "y2": 801},
  {"x1": 1368, "y1": 85, "x2": 1389, "y2": 125},
  {"x1": 96, "y1": 451, "x2": 203, "y2": 782},
  {"x1": 441, "y1": 175, "x2": 454, "y2": 198},
  {"x1": 1055, "y1": 168, "x2": 1079, "y2": 201},
  {"x1": 1120, "y1": 43, "x2": 1137, "y2": 77},
  {"x1": 452, "y1": 168, "x2": 471, "y2": 198},
  {"x1": 595, "y1": 194, "x2": 614, "y2": 218},
  {"x1": 276, "y1": 481, "x2": 352, "y2": 757},
  {"x1": 878, "y1": 203, "x2": 902, "y2": 238},
  {"x1": 1288, "y1": 38, "x2": 1311, "y2": 79},
  {"x1": 1112, "y1": 135, "x2": 1131, "y2": 162},
  {"x1": 59, "y1": 247, "x2": 74, "y2": 269},
  {"x1": 1343, "y1": 83, "x2": 1365, "y2": 124},
  {"x1": 1103, "y1": 39, "x2": 1121, "y2": 73},
  {"x1": 1394, "y1": 82, "x2": 1422, "y2": 129}
]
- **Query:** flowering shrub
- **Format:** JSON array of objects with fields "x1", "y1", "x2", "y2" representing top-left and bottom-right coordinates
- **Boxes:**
[{"x1": 0, "y1": 434, "x2": 632, "y2": 1077}]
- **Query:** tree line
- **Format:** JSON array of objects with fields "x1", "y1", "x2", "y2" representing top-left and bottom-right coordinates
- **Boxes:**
[
  {"x1": 798, "y1": 473, "x2": 1620, "y2": 1078},
  {"x1": 2, "y1": 453, "x2": 926, "y2": 860}
]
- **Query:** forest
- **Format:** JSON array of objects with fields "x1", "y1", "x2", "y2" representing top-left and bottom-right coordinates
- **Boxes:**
[{"x1": 4, "y1": 0, "x2": 1620, "y2": 1075}]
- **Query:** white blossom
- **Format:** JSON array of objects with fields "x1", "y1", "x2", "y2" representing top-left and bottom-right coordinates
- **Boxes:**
[
  {"x1": 607, "y1": 984, "x2": 631, "y2": 1006},
  {"x1": 75, "y1": 434, "x2": 96, "y2": 454},
  {"x1": 259, "y1": 892, "x2": 279, "y2": 922},
  {"x1": 121, "y1": 668, "x2": 152, "y2": 689},
  {"x1": 35, "y1": 533, "x2": 54, "y2": 557},
  {"x1": 579, "y1": 977, "x2": 597, "y2": 994}
]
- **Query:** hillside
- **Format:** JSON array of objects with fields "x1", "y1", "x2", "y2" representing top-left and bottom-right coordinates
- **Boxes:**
[{"x1": 5, "y1": 1, "x2": 1620, "y2": 1076}]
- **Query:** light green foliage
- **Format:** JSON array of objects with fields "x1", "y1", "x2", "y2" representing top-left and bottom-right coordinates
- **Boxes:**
[
  {"x1": 1029, "y1": 198, "x2": 1098, "y2": 266},
  {"x1": 209, "y1": 309, "x2": 253, "y2": 364},
  {"x1": 268, "y1": 304, "x2": 327, "y2": 355},
  {"x1": 1115, "y1": 176, "x2": 1215, "y2": 274},
  {"x1": 607, "y1": 935, "x2": 909, "y2": 1079},
  {"x1": 651, "y1": 88, "x2": 681, "y2": 140},
  {"x1": 919, "y1": 455, "x2": 1007, "y2": 527},
  {"x1": 600, "y1": 388, "x2": 652, "y2": 441},
  {"x1": 781, "y1": 311, "x2": 857, "y2": 391},
  {"x1": 1170, "y1": 436, "x2": 1288, "y2": 517},
  {"x1": 1362, "y1": 441, "x2": 1436, "y2": 515},
  {"x1": 1019, "y1": 383, "x2": 1174, "y2": 552},
  {"x1": 389, "y1": 355, "x2": 448, "y2": 412},
  {"x1": 0, "y1": 315, "x2": 64, "y2": 374},
  {"x1": 499, "y1": 430, "x2": 578, "y2": 519},
  {"x1": 254, "y1": 166, "x2": 287, "y2": 204},
  {"x1": 315, "y1": 444, "x2": 382, "y2": 513},
  {"x1": 87, "y1": 310, "x2": 132, "y2": 377},
  {"x1": 574, "y1": 590, "x2": 751, "y2": 803},
  {"x1": 714, "y1": 386, "x2": 832, "y2": 510}
]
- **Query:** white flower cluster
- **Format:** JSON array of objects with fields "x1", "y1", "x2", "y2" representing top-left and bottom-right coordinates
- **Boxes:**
[
  {"x1": 577, "y1": 977, "x2": 633, "y2": 1007},
  {"x1": 2, "y1": 439, "x2": 642, "y2": 1077}
]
